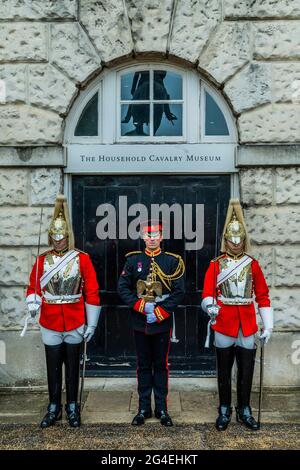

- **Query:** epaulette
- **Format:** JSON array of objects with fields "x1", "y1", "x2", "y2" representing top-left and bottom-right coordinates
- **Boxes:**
[
  {"x1": 245, "y1": 252, "x2": 255, "y2": 260},
  {"x1": 165, "y1": 252, "x2": 182, "y2": 259},
  {"x1": 212, "y1": 254, "x2": 226, "y2": 262},
  {"x1": 39, "y1": 249, "x2": 52, "y2": 256},
  {"x1": 125, "y1": 250, "x2": 142, "y2": 257},
  {"x1": 75, "y1": 248, "x2": 88, "y2": 255}
]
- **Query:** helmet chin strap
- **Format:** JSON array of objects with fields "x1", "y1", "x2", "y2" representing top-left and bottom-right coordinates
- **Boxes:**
[
  {"x1": 52, "y1": 237, "x2": 69, "y2": 254},
  {"x1": 225, "y1": 241, "x2": 245, "y2": 259}
]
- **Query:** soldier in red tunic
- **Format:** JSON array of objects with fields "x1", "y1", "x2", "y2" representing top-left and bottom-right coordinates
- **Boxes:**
[
  {"x1": 26, "y1": 195, "x2": 101, "y2": 428},
  {"x1": 201, "y1": 200, "x2": 273, "y2": 431}
]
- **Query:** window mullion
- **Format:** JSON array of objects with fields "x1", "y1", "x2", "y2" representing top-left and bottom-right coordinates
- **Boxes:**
[{"x1": 150, "y1": 68, "x2": 153, "y2": 137}]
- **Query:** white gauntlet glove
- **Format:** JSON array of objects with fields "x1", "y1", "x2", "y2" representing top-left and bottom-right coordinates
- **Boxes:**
[
  {"x1": 146, "y1": 313, "x2": 157, "y2": 324},
  {"x1": 259, "y1": 329, "x2": 272, "y2": 344},
  {"x1": 206, "y1": 304, "x2": 220, "y2": 324},
  {"x1": 83, "y1": 325, "x2": 96, "y2": 342},
  {"x1": 84, "y1": 303, "x2": 101, "y2": 342},
  {"x1": 259, "y1": 307, "x2": 274, "y2": 345},
  {"x1": 27, "y1": 302, "x2": 41, "y2": 318},
  {"x1": 144, "y1": 302, "x2": 155, "y2": 314}
]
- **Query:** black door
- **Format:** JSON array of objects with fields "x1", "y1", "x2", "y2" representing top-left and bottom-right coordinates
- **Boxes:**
[{"x1": 72, "y1": 175, "x2": 230, "y2": 376}]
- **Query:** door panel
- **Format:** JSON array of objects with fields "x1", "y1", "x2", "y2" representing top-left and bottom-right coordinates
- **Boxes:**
[{"x1": 72, "y1": 175, "x2": 230, "y2": 376}]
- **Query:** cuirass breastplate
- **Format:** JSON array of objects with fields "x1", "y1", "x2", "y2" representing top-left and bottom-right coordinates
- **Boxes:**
[
  {"x1": 219, "y1": 257, "x2": 253, "y2": 301},
  {"x1": 43, "y1": 253, "x2": 82, "y2": 303}
]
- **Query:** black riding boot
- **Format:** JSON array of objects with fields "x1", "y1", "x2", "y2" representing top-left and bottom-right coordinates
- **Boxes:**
[
  {"x1": 215, "y1": 346, "x2": 235, "y2": 431},
  {"x1": 40, "y1": 344, "x2": 64, "y2": 429},
  {"x1": 235, "y1": 346, "x2": 259, "y2": 431},
  {"x1": 64, "y1": 342, "x2": 81, "y2": 428}
]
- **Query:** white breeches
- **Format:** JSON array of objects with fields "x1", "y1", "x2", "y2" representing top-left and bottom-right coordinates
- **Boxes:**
[
  {"x1": 40, "y1": 324, "x2": 84, "y2": 346},
  {"x1": 214, "y1": 328, "x2": 255, "y2": 350}
]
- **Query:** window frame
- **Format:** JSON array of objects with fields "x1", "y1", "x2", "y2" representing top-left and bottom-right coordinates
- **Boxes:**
[
  {"x1": 200, "y1": 81, "x2": 237, "y2": 143},
  {"x1": 117, "y1": 64, "x2": 186, "y2": 143},
  {"x1": 64, "y1": 62, "x2": 236, "y2": 145}
]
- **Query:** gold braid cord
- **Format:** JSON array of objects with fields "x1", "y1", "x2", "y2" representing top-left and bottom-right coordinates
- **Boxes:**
[{"x1": 151, "y1": 257, "x2": 185, "y2": 292}]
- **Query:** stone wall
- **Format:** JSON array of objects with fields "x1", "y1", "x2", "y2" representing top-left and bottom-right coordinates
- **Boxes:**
[{"x1": 0, "y1": 1, "x2": 299, "y2": 386}]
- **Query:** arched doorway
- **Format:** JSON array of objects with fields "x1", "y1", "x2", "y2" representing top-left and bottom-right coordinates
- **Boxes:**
[{"x1": 64, "y1": 61, "x2": 237, "y2": 376}]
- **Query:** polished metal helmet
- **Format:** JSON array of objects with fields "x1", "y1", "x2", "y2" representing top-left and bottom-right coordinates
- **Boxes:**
[
  {"x1": 49, "y1": 210, "x2": 68, "y2": 241},
  {"x1": 48, "y1": 195, "x2": 75, "y2": 249},
  {"x1": 224, "y1": 213, "x2": 246, "y2": 245}
]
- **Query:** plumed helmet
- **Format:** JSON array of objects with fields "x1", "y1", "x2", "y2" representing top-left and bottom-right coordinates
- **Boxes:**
[
  {"x1": 48, "y1": 194, "x2": 75, "y2": 250},
  {"x1": 221, "y1": 199, "x2": 251, "y2": 253}
]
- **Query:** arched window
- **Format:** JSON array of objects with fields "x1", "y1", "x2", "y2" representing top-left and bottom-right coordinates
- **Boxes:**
[{"x1": 65, "y1": 63, "x2": 236, "y2": 145}]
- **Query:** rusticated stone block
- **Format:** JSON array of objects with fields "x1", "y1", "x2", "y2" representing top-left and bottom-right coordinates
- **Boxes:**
[
  {"x1": 0, "y1": 207, "x2": 52, "y2": 246},
  {"x1": 224, "y1": 1, "x2": 300, "y2": 19},
  {"x1": 198, "y1": 22, "x2": 251, "y2": 84},
  {"x1": 0, "y1": 169, "x2": 28, "y2": 206},
  {"x1": 254, "y1": 22, "x2": 300, "y2": 60},
  {"x1": 0, "y1": 23, "x2": 47, "y2": 62},
  {"x1": 275, "y1": 168, "x2": 300, "y2": 204},
  {"x1": 275, "y1": 248, "x2": 300, "y2": 287},
  {"x1": 170, "y1": 0, "x2": 221, "y2": 62},
  {"x1": 126, "y1": 0, "x2": 172, "y2": 53},
  {"x1": 240, "y1": 168, "x2": 273, "y2": 205},
  {"x1": 0, "y1": 65, "x2": 26, "y2": 104},
  {"x1": 251, "y1": 246, "x2": 273, "y2": 284},
  {"x1": 0, "y1": 249, "x2": 30, "y2": 286},
  {"x1": 0, "y1": 286, "x2": 27, "y2": 329},
  {"x1": 30, "y1": 168, "x2": 62, "y2": 206},
  {"x1": 0, "y1": 105, "x2": 63, "y2": 145},
  {"x1": 81, "y1": 0, "x2": 132, "y2": 61},
  {"x1": 28, "y1": 64, "x2": 76, "y2": 114},
  {"x1": 270, "y1": 289, "x2": 300, "y2": 329},
  {"x1": 244, "y1": 206, "x2": 300, "y2": 245},
  {"x1": 0, "y1": 0, "x2": 77, "y2": 20},
  {"x1": 0, "y1": 147, "x2": 64, "y2": 167},
  {"x1": 51, "y1": 23, "x2": 101, "y2": 83},
  {"x1": 239, "y1": 104, "x2": 300, "y2": 143},
  {"x1": 225, "y1": 63, "x2": 272, "y2": 113}
]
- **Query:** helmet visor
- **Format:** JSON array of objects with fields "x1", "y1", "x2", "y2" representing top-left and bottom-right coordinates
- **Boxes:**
[{"x1": 51, "y1": 233, "x2": 66, "y2": 242}]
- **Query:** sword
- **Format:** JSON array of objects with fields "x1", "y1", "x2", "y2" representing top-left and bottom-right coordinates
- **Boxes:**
[
  {"x1": 257, "y1": 331, "x2": 265, "y2": 429},
  {"x1": 20, "y1": 207, "x2": 43, "y2": 337},
  {"x1": 79, "y1": 338, "x2": 87, "y2": 413}
]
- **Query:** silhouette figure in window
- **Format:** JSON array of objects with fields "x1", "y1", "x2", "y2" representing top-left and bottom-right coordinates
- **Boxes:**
[{"x1": 122, "y1": 71, "x2": 177, "y2": 136}]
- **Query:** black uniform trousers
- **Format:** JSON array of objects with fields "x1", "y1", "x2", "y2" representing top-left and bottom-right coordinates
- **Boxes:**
[{"x1": 134, "y1": 330, "x2": 171, "y2": 413}]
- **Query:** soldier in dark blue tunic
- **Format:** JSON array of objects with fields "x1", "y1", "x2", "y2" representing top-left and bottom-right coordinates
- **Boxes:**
[{"x1": 118, "y1": 222, "x2": 185, "y2": 426}]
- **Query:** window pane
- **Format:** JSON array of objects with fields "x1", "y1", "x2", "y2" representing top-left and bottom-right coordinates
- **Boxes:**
[
  {"x1": 121, "y1": 71, "x2": 149, "y2": 101},
  {"x1": 75, "y1": 92, "x2": 98, "y2": 136},
  {"x1": 121, "y1": 104, "x2": 150, "y2": 136},
  {"x1": 205, "y1": 92, "x2": 229, "y2": 136},
  {"x1": 154, "y1": 104, "x2": 182, "y2": 136},
  {"x1": 154, "y1": 71, "x2": 182, "y2": 100}
]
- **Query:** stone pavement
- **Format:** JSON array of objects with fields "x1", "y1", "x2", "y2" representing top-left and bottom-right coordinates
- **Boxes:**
[{"x1": 0, "y1": 378, "x2": 299, "y2": 426}]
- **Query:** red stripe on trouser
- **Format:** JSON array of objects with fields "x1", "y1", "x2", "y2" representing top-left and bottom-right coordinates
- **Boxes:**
[{"x1": 165, "y1": 329, "x2": 172, "y2": 412}]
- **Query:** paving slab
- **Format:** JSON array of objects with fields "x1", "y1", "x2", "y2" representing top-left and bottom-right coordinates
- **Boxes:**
[
  {"x1": 1, "y1": 386, "x2": 299, "y2": 426},
  {"x1": 130, "y1": 391, "x2": 181, "y2": 412},
  {"x1": 102, "y1": 378, "x2": 136, "y2": 391},
  {"x1": 83, "y1": 391, "x2": 131, "y2": 413}
]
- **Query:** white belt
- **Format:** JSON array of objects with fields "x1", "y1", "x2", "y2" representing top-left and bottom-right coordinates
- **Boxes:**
[
  {"x1": 218, "y1": 295, "x2": 253, "y2": 305},
  {"x1": 43, "y1": 292, "x2": 82, "y2": 304}
]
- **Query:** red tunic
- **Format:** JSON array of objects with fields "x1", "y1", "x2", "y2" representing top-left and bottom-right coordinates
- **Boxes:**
[
  {"x1": 26, "y1": 250, "x2": 100, "y2": 332},
  {"x1": 202, "y1": 255, "x2": 271, "y2": 337}
]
